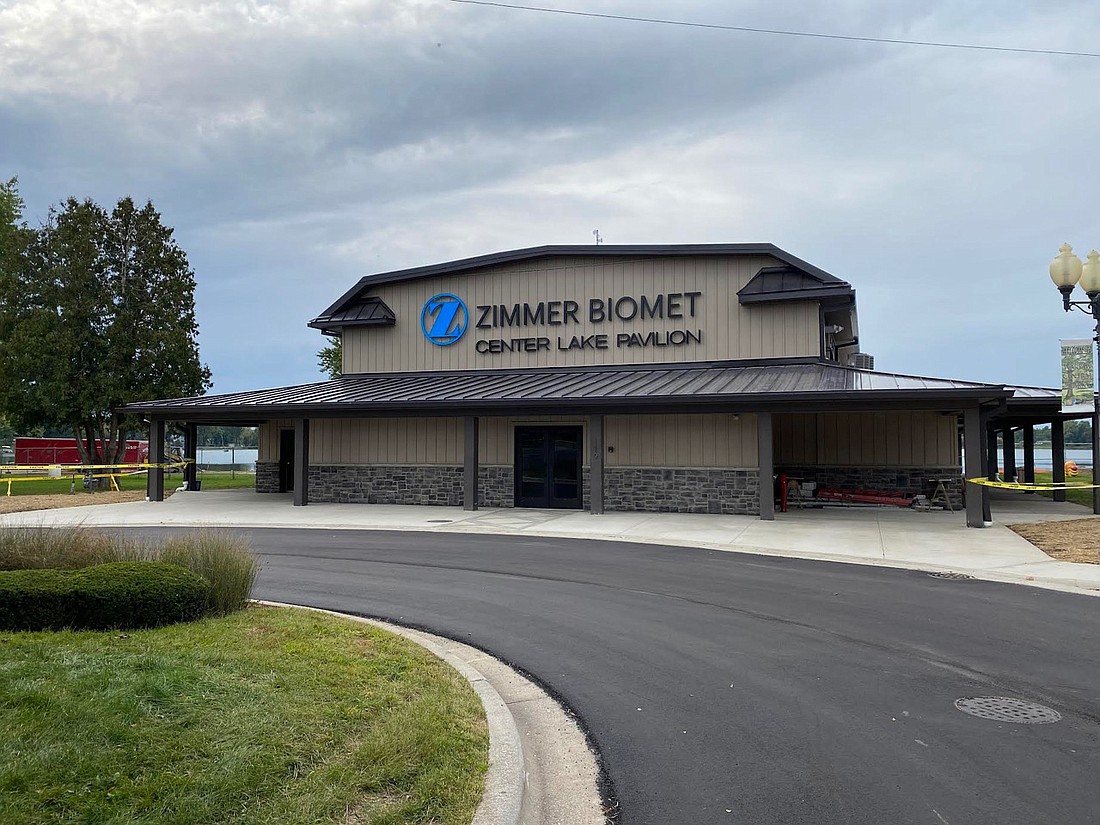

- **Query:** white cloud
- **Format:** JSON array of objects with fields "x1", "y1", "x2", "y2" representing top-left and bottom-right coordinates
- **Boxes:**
[{"x1": 2, "y1": 0, "x2": 1098, "y2": 390}]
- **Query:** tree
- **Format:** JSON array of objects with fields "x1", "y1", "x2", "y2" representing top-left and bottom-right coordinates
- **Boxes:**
[
  {"x1": 0, "y1": 191, "x2": 211, "y2": 465},
  {"x1": 318, "y1": 335, "x2": 342, "y2": 379}
]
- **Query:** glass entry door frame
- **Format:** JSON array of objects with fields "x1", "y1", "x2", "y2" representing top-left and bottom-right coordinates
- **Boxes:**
[{"x1": 514, "y1": 425, "x2": 583, "y2": 509}]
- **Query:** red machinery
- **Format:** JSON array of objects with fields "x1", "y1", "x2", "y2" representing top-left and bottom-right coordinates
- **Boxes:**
[{"x1": 14, "y1": 437, "x2": 149, "y2": 466}]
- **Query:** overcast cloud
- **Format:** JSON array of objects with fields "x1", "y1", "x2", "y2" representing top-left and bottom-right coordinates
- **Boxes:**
[{"x1": 2, "y1": 0, "x2": 1098, "y2": 393}]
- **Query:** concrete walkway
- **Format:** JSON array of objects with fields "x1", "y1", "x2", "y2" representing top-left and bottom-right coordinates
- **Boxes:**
[{"x1": 4, "y1": 487, "x2": 1098, "y2": 593}]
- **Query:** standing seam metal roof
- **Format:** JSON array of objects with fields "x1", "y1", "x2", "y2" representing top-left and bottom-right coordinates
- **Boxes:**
[{"x1": 125, "y1": 362, "x2": 1010, "y2": 418}]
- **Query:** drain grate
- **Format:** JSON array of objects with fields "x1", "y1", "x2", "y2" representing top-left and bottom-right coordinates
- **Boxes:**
[
  {"x1": 928, "y1": 571, "x2": 975, "y2": 580},
  {"x1": 954, "y1": 696, "x2": 1061, "y2": 724},
  {"x1": 426, "y1": 519, "x2": 453, "y2": 524}
]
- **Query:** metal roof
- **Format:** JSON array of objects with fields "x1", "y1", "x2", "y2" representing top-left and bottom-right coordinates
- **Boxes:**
[
  {"x1": 309, "y1": 296, "x2": 395, "y2": 335},
  {"x1": 312, "y1": 243, "x2": 847, "y2": 331},
  {"x1": 737, "y1": 265, "x2": 854, "y2": 306},
  {"x1": 127, "y1": 362, "x2": 1011, "y2": 421}
]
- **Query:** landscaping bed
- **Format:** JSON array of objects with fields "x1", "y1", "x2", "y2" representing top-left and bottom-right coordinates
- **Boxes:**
[
  {"x1": 0, "y1": 605, "x2": 488, "y2": 825},
  {"x1": 1008, "y1": 518, "x2": 1100, "y2": 564}
]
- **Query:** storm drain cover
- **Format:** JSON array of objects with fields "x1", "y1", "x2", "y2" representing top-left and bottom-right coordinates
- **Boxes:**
[
  {"x1": 426, "y1": 519, "x2": 453, "y2": 524},
  {"x1": 928, "y1": 571, "x2": 975, "y2": 580},
  {"x1": 954, "y1": 696, "x2": 1061, "y2": 724}
]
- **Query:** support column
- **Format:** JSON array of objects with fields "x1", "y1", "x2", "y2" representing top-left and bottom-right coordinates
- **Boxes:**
[
  {"x1": 1002, "y1": 428, "x2": 1016, "y2": 483},
  {"x1": 589, "y1": 414, "x2": 604, "y2": 515},
  {"x1": 986, "y1": 425, "x2": 999, "y2": 482},
  {"x1": 979, "y1": 411, "x2": 992, "y2": 523},
  {"x1": 1052, "y1": 418, "x2": 1066, "y2": 502},
  {"x1": 758, "y1": 412, "x2": 774, "y2": 521},
  {"x1": 183, "y1": 423, "x2": 198, "y2": 491},
  {"x1": 1022, "y1": 425, "x2": 1035, "y2": 492},
  {"x1": 1093, "y1": 399, "x2": 1100, "y2": 515},
  {"x1": 293, "y1": 418, "x2": 309, "y2": 507},
  {"x1": 963, "y1": 407, "x2": 985, "y2": 528},
  {"x1": 463, "y1": 415, "x2": 479, "y2": 511},
  {"x1": 147, "y1": 419, "x2": 165, "y2": 502}
]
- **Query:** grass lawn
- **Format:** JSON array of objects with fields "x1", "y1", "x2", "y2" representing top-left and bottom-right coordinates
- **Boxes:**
[
  {"x1": 1035, "y1": 469, "x2": 1095, "y2": 508},
  {"x1": 0, "y1": 605, "x2": 488, "y2": 825},
  {"x1": 0, "y1": 470, "x2": 255, "y2": 497}
]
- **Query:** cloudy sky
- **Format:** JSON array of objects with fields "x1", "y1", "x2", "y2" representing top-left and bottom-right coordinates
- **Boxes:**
[{"x1": 2, "y1": 0, "x2": 1098, "y2": 394}]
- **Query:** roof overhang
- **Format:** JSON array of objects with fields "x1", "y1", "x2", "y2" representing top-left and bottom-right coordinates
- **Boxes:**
[{"x1": 125, "y1": 361, "x2": 1012, "y2": 423}]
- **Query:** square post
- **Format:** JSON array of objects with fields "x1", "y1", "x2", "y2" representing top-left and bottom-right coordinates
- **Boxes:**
[
  {"x1": 1022, "y1": 425, "x2": 1035, "y2": 491},
  {"x1": 986, "y1": 425, "x2": 999, "y2": 482},
  {"x1": 183, "y1": 423, "x2": 198, "y2": 491},
  {"x1": 963, "y1": 407, "x2": 985, "y2": 528},
  {"x1": 589, "y1": 414, "x2": 604, "y2": 515},
  {"x1": 463, "y1": 415, "x2": 479, "y2": 511},
  {"x1": 293, "y1": 418, "x2": 310, "y2": 506},
  {"x1": 757, "y1": 412, "x2": 774, "y2": 521},
  {"x1": 978, "y1": 410, "x2": 992, "y2": 523},
  {"x1": 1093, "y1": 398, "x2": 1100, "y2": 515},
  {"x1": 1052, "y1": 418, "x2": 1066, "y2": 502},
  {"x1": 1001, "y1": 428, "x2": 1016, "y2": 483},
  {"x1": 147, "y1": 419, "x2": 165, "y2": 502}
]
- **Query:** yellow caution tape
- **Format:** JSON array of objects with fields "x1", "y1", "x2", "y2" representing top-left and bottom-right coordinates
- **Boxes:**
[
  {"x1": 966, "y1": 477, "x2": 1100, "y2": 490},
  {"x1": 0, "y1": 460, "x2": 191, "y2": 473},
  {"x1": 1, "y1": 461, "x2": 192, "y2": 496}
]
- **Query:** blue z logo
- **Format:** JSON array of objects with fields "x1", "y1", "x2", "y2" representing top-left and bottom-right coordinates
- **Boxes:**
[{"x1": 420, "y1": 293, "x2": 468, "y2": 346}]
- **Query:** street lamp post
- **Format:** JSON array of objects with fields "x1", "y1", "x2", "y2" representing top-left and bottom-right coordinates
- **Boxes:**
[{"x1": 1048, "y1": 243, "x2": 1100, "y2": 515}]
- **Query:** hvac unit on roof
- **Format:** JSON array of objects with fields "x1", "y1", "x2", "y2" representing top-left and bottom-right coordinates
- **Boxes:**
[{"x1": 848, "y1": 352, "x2": 875, "y2": 370}]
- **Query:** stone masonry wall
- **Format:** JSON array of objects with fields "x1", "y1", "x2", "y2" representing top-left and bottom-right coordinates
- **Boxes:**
[
  {"x1": 604, "y1": 468, "x2": 760, "y2": 515},
  {"x1": 256, "y1": 461, "x2": 280, "y2": 493},
  {"x1": 309, "y1": 465, "x2": 463, "y2": 506},
  {"x1": 778, "y1": 466, "x2": 964, "y2": 509},
  {"x1": 478, "y1": 465, "x2": 514, "y2": 508}
]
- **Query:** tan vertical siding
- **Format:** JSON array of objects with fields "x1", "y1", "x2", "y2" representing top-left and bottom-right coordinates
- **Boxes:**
[
  {"x1": 775, "y1": 412, "x2": 958, "y2": 467},
  {"x1": 342, "y1": 255, "x2": 821, "y2": 373},
  {"x1": 310, "y1": 418, "x2": 463, "y2": 465},
  {"x1": 605, "y1": 414, "x2": 758, "y2": 468},
  {"x1": 258, "y1": 420, "x2": 294, "y2": 462}
]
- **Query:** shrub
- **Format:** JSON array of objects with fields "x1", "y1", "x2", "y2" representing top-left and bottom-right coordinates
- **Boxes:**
[
  {"x1": 0, "y1": 526, "x2": 258, "y2": 617},
  {"x1": 0, "y1": 525, "x2": 120, "y2": 571},
  {"x1": 0, "y1": 561, "x2": 210, "y2": 631},
  {"x1": 159, "y1": 531, "x2": 258, "y2": 617}
]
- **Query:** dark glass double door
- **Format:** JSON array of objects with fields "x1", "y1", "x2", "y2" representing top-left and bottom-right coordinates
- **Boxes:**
[{"x1": 515, "y1": 426, "x2": 582, "y2": 509}]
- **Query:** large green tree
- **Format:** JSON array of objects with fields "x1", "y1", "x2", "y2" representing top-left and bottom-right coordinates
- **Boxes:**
[
  {"x1": 0, "y1": 187, "x2": 211, "y2": 464},
  {"x1": 318, "y1": 335, "x2": 341, "y2": 379}
]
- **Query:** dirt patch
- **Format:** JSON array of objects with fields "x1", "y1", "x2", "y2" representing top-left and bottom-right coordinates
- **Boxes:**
[
  {"x1": 0, "y1": 490, "x2": 167, "y2": 516},
  {"x1": 1008, "y1": 518, "x2": 1100, "y2": 564}
]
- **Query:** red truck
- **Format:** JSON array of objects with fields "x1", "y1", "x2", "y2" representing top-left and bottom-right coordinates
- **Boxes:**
[{"x1": 13, "y1": 437, "x2": 149, "y2": 466}]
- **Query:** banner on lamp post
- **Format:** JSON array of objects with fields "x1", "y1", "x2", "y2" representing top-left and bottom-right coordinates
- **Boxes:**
[{"x1": 1061, "y1": 339, "x2": 1096, "y2": 414}]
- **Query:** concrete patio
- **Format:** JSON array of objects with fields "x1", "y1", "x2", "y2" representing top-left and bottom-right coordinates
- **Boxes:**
[{"x1": 2, "y1": 486, "x2": 1097, "y2": 593}]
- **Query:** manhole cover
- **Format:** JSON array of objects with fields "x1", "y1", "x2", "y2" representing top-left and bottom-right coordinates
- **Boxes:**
[
  {"x1": 928, "y1": 571, "x2": 974, "y2": 580},
  {"x1": 426, "y1": 519, "x2": 452, "y2": 524},
  {"x1": 954, "y1": 696, "x2": 1061, "y2": 724}
]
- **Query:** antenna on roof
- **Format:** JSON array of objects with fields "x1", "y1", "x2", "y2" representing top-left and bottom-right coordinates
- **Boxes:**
[{"x1": 592, "y1": 229, "x2": 603, "y2": 245}]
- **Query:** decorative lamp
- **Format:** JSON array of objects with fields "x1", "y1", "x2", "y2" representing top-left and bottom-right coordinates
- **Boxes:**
[
  {"x1": 1049, "y1": 242, "x2": 1083, "y2": 309},
  {"x1": 1080, "y1": 249, "x2": 1100, "y2": 298}
]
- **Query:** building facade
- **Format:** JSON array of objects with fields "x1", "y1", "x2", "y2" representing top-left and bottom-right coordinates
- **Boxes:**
[{"x1": 130, "y1": 244, "x2": 1013, "y2": 527}]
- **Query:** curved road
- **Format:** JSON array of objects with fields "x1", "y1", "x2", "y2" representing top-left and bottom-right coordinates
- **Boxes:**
[{"x1": 201, "y1": 527, "x2": 1098, "y2": 824}]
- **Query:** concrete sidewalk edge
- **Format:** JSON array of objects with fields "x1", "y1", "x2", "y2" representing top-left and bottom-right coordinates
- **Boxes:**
[
  {"x1": 258, "y1": 601, "x2": 525, "y2": 825},
  {"x1": 155, "y1": 518, "x2": 1100, "y2": 597}
]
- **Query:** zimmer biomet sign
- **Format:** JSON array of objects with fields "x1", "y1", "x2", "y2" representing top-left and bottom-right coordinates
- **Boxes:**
[{"x1": 420, "y1": 291, "x2": 704, "y2": 354}]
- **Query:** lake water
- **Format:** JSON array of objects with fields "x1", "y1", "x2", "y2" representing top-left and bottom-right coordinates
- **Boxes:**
[
  {"x1": 197, "y1": 447, "x2": 258, "y2": 470},
  {"x1": 1010, "y1": 447, "x2": 1093, "y2": 471}
]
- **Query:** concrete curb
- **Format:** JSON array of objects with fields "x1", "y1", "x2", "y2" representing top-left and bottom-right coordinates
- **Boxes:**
[{"x1": 257, "y1": 601, "x2": 525, "y2": 825}]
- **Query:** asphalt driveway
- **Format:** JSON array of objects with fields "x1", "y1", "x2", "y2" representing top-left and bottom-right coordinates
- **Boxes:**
[{"x1": 194, "y1": 527, "x2": 1099, "y2": 824}]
